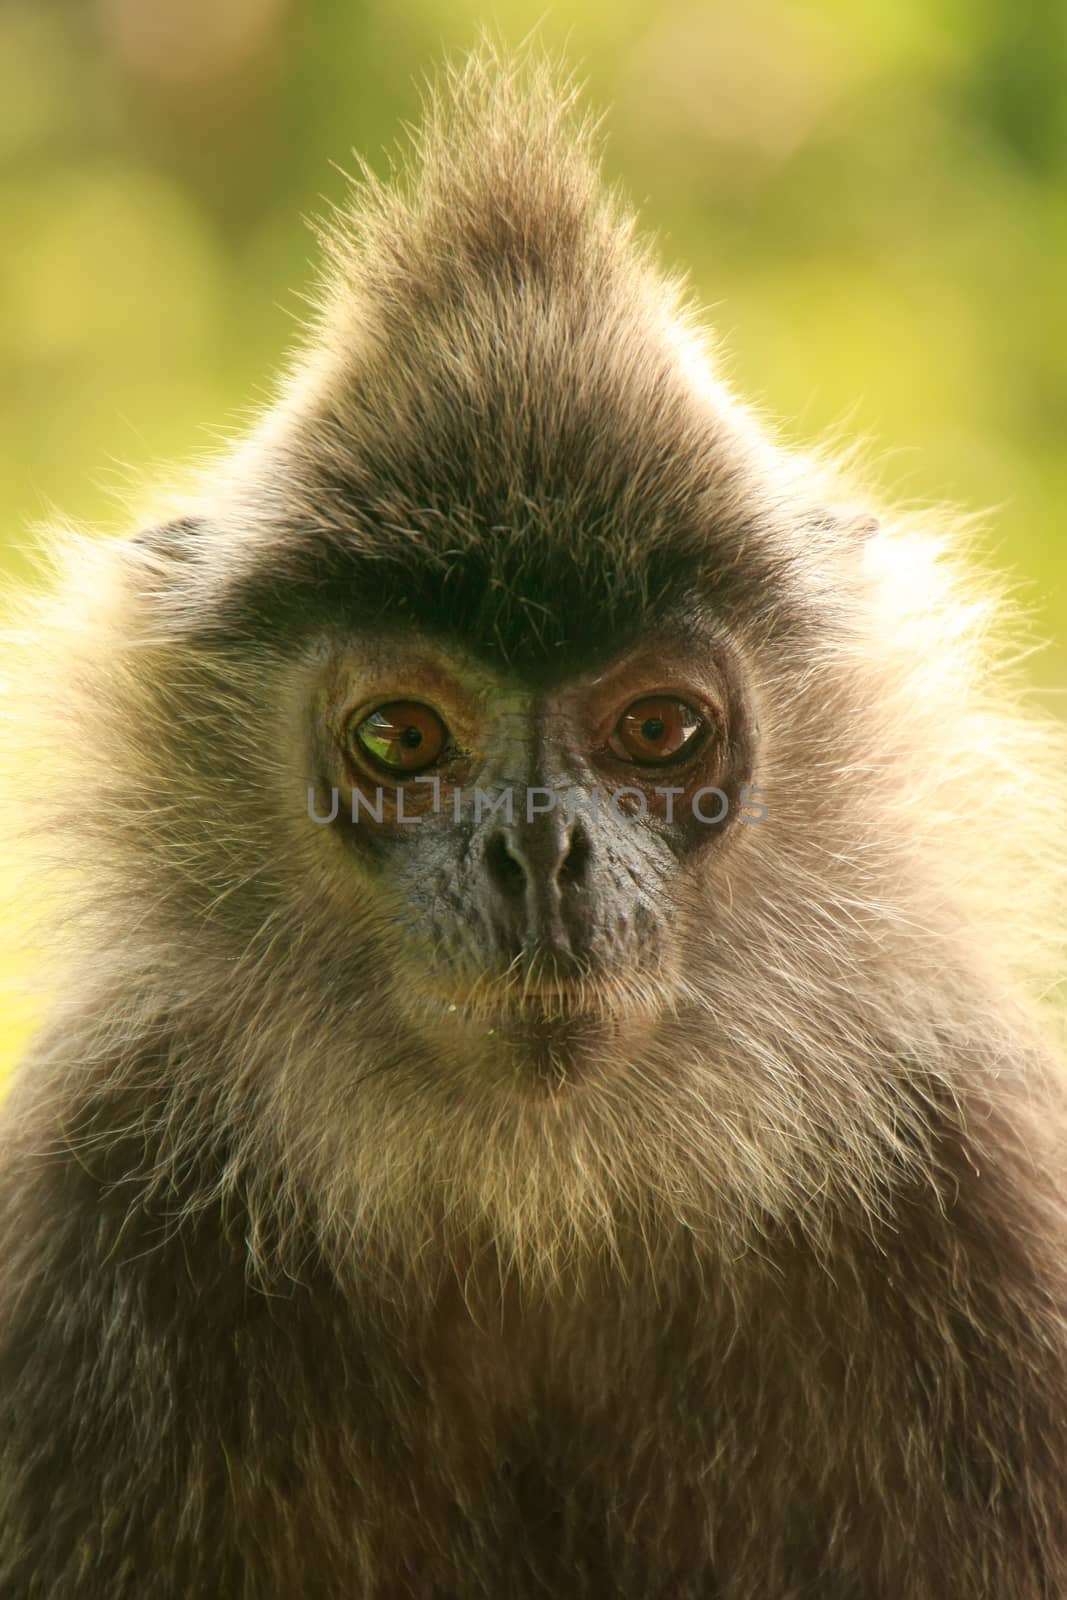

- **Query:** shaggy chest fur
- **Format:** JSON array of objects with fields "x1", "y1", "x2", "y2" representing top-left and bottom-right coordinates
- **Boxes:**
[{"x1": 2, "y1": 1086, "x2": 1066, "y2": 1600}]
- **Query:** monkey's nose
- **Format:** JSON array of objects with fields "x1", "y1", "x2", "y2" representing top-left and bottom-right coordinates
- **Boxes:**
[
  {"x1": 481, "y1": 821, "x2": 594, "y2": 970},
  {"x1": 484, "y1": 822, "x2": 591, "y2": 900}
]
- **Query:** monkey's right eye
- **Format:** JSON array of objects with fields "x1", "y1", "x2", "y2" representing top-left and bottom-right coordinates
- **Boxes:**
[{"x1": 346, "y1": 701, "x2": 448, "y2": 776}]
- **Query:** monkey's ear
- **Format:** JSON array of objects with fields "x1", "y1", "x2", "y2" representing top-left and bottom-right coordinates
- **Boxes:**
[{"x1": 129, "y1": 516, "x2": 205, "y2": 562}]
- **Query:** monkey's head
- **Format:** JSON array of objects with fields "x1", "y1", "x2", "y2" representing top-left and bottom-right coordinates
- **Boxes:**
[{"x1": 8, "y1": 54, "x2": 1064, "y2": 1277}]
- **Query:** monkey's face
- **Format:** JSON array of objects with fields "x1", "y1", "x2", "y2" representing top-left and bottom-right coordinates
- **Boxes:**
[{"x1": 297, "y1": 608, "x2": 757, "y2": 1085}]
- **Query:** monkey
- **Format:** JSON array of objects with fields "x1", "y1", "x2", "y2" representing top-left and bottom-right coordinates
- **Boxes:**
[{"x1": 1, "y1": 47, "x2": 1066, "y2": 1600}]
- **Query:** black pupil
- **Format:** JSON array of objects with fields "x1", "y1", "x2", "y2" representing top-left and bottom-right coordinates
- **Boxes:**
[
  {"x1": 400, "y1": 725, "x2": 423, "y2": 749},
  {"x1": 641, "y1": 717, "x2": 666, "y2": 742}
]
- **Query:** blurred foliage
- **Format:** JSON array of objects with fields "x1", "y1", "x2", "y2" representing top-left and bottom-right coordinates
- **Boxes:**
[{"x1": 1, "y1": 0, "x2": 1065, "y2": 1072}]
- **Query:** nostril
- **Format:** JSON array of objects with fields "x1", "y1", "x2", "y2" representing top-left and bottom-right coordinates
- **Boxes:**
[
  {"x1": 485, "y1": 833, "x2": 526, "y2": 899},
  {"x1": 558, "y1": 829, "x2": 591, "y2": 890}
]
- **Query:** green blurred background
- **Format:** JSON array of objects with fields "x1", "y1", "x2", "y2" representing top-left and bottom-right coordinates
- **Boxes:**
[{"x1": 1, "y1": 0, "x2": 1065, "y2": 1077}]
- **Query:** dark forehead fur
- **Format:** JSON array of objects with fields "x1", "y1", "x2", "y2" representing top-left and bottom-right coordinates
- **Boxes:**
[{"x1": 203, "y1": 52, "x2": 831, "y2": 674}]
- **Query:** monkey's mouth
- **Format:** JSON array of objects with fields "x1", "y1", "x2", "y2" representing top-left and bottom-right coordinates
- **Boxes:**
[
  {"x1": 408, "y1": 973, "x2": 664, "y2": 1070},
  {"x1": 387, "y1": 965, "x2": 668, "y2": 1090},
  {"x1": 415, "y1": 974, "x2": 641, "y2": 1025},
  {"x1": 395, "y1": 958, "x2": 670, "y2": 1084}
]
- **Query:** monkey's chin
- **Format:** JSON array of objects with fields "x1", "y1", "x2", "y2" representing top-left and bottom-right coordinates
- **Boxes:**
[{"x1": 490, "y1": 1009, "x2": 621, "y2": 1087}]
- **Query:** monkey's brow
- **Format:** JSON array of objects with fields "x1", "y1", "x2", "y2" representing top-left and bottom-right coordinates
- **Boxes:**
[
  {"x1": 193, "y1": 516, "x2": 814, "y2": 671},
  {"x1": 209, "y1": 567, "x2": 715, "y2": 678}
]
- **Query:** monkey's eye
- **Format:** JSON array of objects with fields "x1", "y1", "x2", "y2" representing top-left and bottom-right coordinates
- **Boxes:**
[
  {"x1": 609, "y1": 696, "x2": 706, "y2": 766},
  {"x1": 347, "y1": 701, "x2": 448, "y2": 776}
]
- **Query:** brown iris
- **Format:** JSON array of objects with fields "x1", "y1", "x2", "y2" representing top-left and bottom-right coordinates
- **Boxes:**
[
  {"x1": 348, "y1": 701, "x2": 448, "y2": 776},
  {"x1": 610, "y1": 696, "x2": 706, "y2": 766}
]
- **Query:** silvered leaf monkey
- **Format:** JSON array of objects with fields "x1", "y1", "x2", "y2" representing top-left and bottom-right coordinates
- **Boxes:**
[{"x1": 1, "y1": 48, "x2": 1065, "y2": 1600}]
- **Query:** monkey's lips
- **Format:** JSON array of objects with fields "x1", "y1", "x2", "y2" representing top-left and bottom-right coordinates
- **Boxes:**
[{"x1": 411, "y1": 976, "x2": 660, "y2": 1080}]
